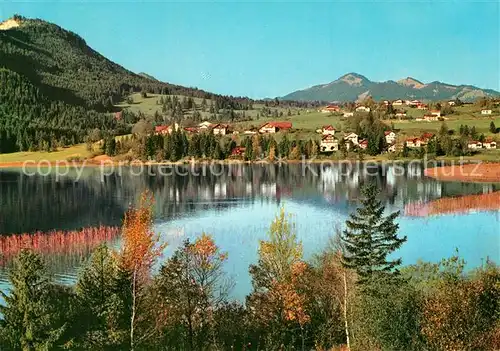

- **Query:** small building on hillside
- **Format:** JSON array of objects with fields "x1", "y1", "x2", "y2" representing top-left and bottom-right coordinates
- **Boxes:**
[
  {"x1": 392, "y1": 99, "x2": 404, "y2": 106},
  {"x1": 155, "y1": 125, "x2": 169, "y2": 135},
  {"x1": 395, "y1": 111, "x2": 407, "y2": 118},
  {"x1": 406, "y1": 137, "x2": 422, "y2": 148},
  {"x1": 343, "y1": 112, "x2": 354, "y2": 117},
  {"x1": 184, "y1": 127, "x2": 198, "y2": 134},
  {"x1": 430, "y1": 110, "x2": 441, "y2": 117},
  {"x1": 155, "y1": 123, "x2": 180, "y2": 135},
  {"x1": 483, "y1": 138, "x2": 497, "y2": 149},
  {"x1": 356, "y1": 106, "x2": 371, "y2": 113},
  {"x1": 259, "y1": 121, "x2": 292, "y2": 134},
  {"x1": 448, "y1": 100, "x2": 456, "y2": 106},
  {"x1": 417, "y1": 103, "x2": 428, "y2": 110},
  {"x1": 320, "y1": 104, "x2": 340, "y2": 113},
  {"x1": 423, "y1": 114, "x2": 439, "y2": 122},
  {"x1": 481, "y1": 109, "x2": 493, "y2": 115},
  {"x1": 212, "y1": 124, "x2": 230, "y2": 135},
  {"x1": 358, "y1": 139, "x2": 368, "y2": 150},
  {"x1": 320, "y1": 135, "x2": 338, "y2": 152},
  {"x1": 243, "y1": 128, "x2": 258, "y2": 135},
  {"x1": 320, "y1": 125, "x2": 336, "y2": 136},
  {"x1": 467, "y1": 140, "x2": 482, "y2": 149},
  {"x1": 230, "y1": 146, "x2": 246, "y2": 157},
  {"x1": 384, "y1": 131, "x2": 397, "y2": 144},
  {"x1": 198, "y1": 121, "x2": 214, "y2": 131},
  {"x1": 344, "y1": 132, "x2": 359, "y2": 145}
]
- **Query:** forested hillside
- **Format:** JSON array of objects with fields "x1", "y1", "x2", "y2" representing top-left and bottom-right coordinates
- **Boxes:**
[{"x1": 0, "y1": 15, "x2": 256, "y2": 153}]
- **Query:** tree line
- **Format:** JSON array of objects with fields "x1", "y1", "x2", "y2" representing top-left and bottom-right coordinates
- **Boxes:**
[{"x1": 1, "y1": 186, "x2": 498, "y2": 350}]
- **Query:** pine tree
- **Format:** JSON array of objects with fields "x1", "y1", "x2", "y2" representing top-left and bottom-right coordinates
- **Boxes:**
[
  {"x1": 74, "y1": 244, "x2": 129, "y2": 349},
  {"x1": 490, "y1": 121, "x2": 497, "y2": 134},
  {"x1": 0, "y1": 250, "x2": 73, "y2": 350},
  {"x1": 341, "y1": 184, "x2": 407, "y2": 286}
]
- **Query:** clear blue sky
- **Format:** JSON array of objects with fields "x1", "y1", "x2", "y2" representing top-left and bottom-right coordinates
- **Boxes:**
[{"x1": 1, "y1": 1, "x2": 499, "y2": 98}]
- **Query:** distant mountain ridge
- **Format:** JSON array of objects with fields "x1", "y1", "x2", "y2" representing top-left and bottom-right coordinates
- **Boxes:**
[{"x1": 281, "y1": 73, "x2": 500, "y2": 102}]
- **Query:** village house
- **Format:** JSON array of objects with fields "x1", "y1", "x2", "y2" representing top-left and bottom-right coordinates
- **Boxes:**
[
  {"x1": 421, "y1": 132, "x2": 435, "y2": 144},
  {"x1": 383, "y1": 100, "x2": 390, "y2": 105},
  {"x1": 423, "y1": 114, "x2": 439, "y2": 122},
  {"x1": 384, "y1": 131, "x2": 396, "y2": 144},
  {"x1": 481, "y1": 109, "x2": 492, "y2": 115},
  {"x1": 355, "y1": 106, "x2": 371, "y2": 113},
  {"x1": 212, "y1": 123, "x2": 230, "y2": 135},
  {"x1": 405, "y1": 137, "x2": 422, "y2": 148},
  {"x1": 392, "y1": 99, "x2": 404, "y2": 106},
  {"x1": 259, "y1": 121, "x2": 292, "y2": 134},
  {"x1": 320, "y1": 104, "x2": 340, "y2": 113},
  {"x1": 430, "y1": 110, "x2": 441, "y2": 117},
  {"x1": 243, "y1": 128, "x2": 258, "y2": 135},
  {"x1": 406, "y1": 133, "x2": 434, "y2": 148},
  {"x1": 467, "y1": 140, "x2": 482, "y2": 149},
  {"x1": 343, "y1": 112, "x2": 354, "y2": 117},
  {"x1": 320, "y1": 125, "x2": 336, "y2": 136},
  {"x1": 183, "y1": 127, "x2": 198, "y2": 134},
  {"x1": 344, "y1": 132, "x2": 359, "y2": 145},
  {"x1": 448, "y1": 100, "x2": 456, "y2": 106},
  {"x1": 155, "y1": 123, "x2": 180, "y2": 135},
  {"x1": 155, "y1": 125, "x2": 169, "y2": 135},
  {"x1": 230, "y1": 146, "x2": 246, "y2": 157},
  {"x1": 407, "y1": 100, "x2": 421, "y2": 107},
  {"x1": 388, "y1": 144, "x2": 397, "y2": 153},
  {"x1": 198, "y1": 121, "x2": 214, "y2": 131},
  {"x1": 395, "y1": 111, "x2": 407, "y2": 118},
  {"x1": 417, "y1": 103, "x2": 428, "y2": 110},
  {"x1": 483, "y1": 138, "x2": 497, "y2": 149},
  {"x1": 320, "y1": 134, "x2": 339, "y2": 152},
  {"x1": 358, "y1": 139, "x2": 368, "y2": 150}
]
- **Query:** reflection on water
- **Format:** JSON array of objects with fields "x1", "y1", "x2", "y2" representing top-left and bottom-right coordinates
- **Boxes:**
[{"x1": 0, "y1": 163, "x2": 499, "y2": 299}]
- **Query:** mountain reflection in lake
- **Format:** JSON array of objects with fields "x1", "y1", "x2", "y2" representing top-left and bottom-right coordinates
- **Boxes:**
[{"x1": 1, "y1": 163, "x2": 499, "y2": 300}]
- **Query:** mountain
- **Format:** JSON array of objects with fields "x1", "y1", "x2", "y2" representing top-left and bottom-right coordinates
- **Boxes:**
[{"x1": 281, "y1": 73, "x2": 500, "y2": 102}]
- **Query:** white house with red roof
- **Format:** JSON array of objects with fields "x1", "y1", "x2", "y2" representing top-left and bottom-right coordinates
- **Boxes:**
[
  {"x1": 384, "y1": 131, "x2": 396, "y2": 144},
  {"x1": 259, "y1": 121, "x2": 292, "y2": 134},
  {"x1": 212, "y1": 123, "x2": 230, "y2": 135},
  {"x1": 344, "y1": 132, "x2": 359, "y2": 145},
  {"x1": 320, "y1": 125, "x2": 336, "y2": 136},
  {"x1": 483, "y1": 138, "x2": 497, "y2": 149},
  {"x1": 198, "y1": 121, "x2": 214, "y2": 131},
  {"x1": 320, "y1": 104, "x2": 340, "y2": 113},
  {"x1": 320, "y1": 135, "x2": 338, "y2": 152},
  {"x1": 355, "y1": 106, "x2": 371, "y2": 113},
  {"x1": 467, "y1": 140, "x2": 482, "y2": 149}
]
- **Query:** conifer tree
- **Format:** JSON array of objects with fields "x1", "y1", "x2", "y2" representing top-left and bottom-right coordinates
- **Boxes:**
[
  {"x1": 0, "y1": 250, "x2": 72, "y2": 350},
  {"x1": 341, "y1": 184, "x2": 407, "y2": 286}
]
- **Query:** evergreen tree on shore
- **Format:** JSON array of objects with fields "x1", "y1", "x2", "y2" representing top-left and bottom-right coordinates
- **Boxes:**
[{"x1": 341, "y1": 184, "x2": 407, "y2": 286}]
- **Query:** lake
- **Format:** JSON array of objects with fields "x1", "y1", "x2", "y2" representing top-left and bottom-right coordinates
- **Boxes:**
[{"x1": 1, "y1": 163, "x2": 499, "y2": 301}]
